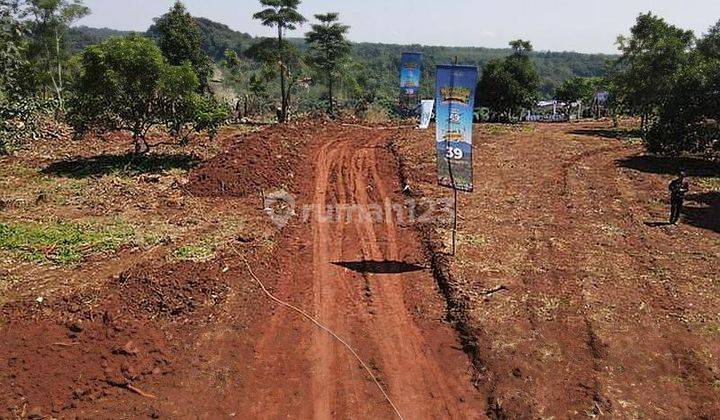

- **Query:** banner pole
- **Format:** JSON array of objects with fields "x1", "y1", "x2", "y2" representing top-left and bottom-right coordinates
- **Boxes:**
[
  {"x1": 452, "y1": 180, "x2": 458, "y2": 256},
  {"x1": 451, "y1": 56, "x2": 458, "y2": 256}
]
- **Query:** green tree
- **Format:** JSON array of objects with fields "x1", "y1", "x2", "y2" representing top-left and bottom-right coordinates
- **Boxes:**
[
  {"x1": 67, "y1": 35, "x2": 226, "y2": 154},
  {"x1": 153, "y1": 1, "x2": 212, "y2": 91},
  {"x1": 477, "y1": 41, "x2": 540, "y2": 121},
  {"x1": 245, "y1": 37, "x2": 303, "y2": 114},
  {"x1": 509, "y1": 39, "x2": 533, "y2": 55},
  {"x1": 223, "y1": 48, "x2": 240, "y2": 70},
  {"x1": 556, "y1": 77, "x2": 593, "y2": 103},
  {"x1": 24, "y1": 0, "x2": 89, "y2": 108},
  {"x1": 305, "y1": 12, "x2": 351, "y2": 116},
  {"x1": 1, "y1": 0, "x2": 25, "y2": 152},
  {"x1": 697, "y1": 20, "x2": 720, "y2": 60},
  {"x1": 0, "y1": 0, "x2": 24, "y2": 102},
  {"x1": 253, "y1": 0, "x2": 306, "y2": 122},
  {"x1": 248, "y1": 72, "x2": 269, "y2": 114},
  {"x1": 646, "y1": 57, "x2": 720, "y2": 155},
  {"x1": 612, "y1": 12, "x2": 694, "y2": 131}
]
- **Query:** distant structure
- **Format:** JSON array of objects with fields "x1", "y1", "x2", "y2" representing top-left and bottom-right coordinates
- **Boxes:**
[
  {"x1": 590, "y1": 91, "x2": 610, "y2": 118},
  {"x1": 524, "y1": 100, "x2": 572, "y2": 122},
  {"x1": 524, "y1": 91, "x2": 610, "y2": 122}
]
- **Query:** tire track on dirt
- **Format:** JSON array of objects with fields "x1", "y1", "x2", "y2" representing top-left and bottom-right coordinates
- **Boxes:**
[
  {"x1": 239, "y1": 127, "x2": 484, "y2": 419},
  {"x1": 355, "y1": 142, "x2": 476, "y2": 419}
]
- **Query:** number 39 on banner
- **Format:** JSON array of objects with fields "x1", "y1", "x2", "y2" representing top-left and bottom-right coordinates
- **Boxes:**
[{"x1": 445, "y1": 147, "x2": 464, "y2": 160}]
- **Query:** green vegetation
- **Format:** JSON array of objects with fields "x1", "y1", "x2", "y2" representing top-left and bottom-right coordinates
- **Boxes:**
[
  {"x1": 172, "y1": 242, "x2": 215, "y2": 262},
  {"x1": 153, "y1": 1, "x2": 212, "y2": 91},
  {"x1": 67, "y1": 36, "x2": 196, "y2": 152},
  {"x1": 305, "y1": 13, "x2": 351, "y2": 116},
  {"x1": 23, "y1": 0, "x2": 90, "y2": 110},
  {"x1": 476, "y1": 40, "x2": 540, "y2": 121},
  {"x1": 67, "y1": 35, "x2": 227, "y2": 153},
  {"x1": 611, "y1": 13, "x2": 720, "y2": 155},
  {"x1": 0, "y1": 220, "x2": 134, "y2": 264},
  {"x1": 65, "y1": 16, "x2": 611, "y2": 106},
  {"x1": 0, "y1": 0, "x2": 58, "y2": 152},
  {"x1": 2, "y1": 0, "x2": 719, "y2": 159},
  {"x1": 555, "y1": 76, "x2": 603, "y2": 106},
  {"x1": 253, "y1": 0, "x2": 306, "y2": 122}
]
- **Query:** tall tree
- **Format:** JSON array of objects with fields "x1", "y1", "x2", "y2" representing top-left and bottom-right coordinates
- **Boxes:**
[
  {"x1": 245, "y1": 37, "x2": 303, "y2": 112},
  {"x1": 509, "y1": 39, "x2": 533, "y2": 55},
  {"x1": 253, "y1": 0, "x2": 305, "y2": 122},
  {"x1": 477, "y1": 40, "x2": 540, "y2": 121},
  {"x1": 24, "y1": 0, "x2": 89, "y2": 108},
  {"x1": 612, "y1": 12, "x2": 694, "y2": 131},
  {"x1": 153, "y1": 1, "x2": 212, "y2": 91},
  {"x1": 305, "y1": 12, "x2": 350, "y2": 116}
]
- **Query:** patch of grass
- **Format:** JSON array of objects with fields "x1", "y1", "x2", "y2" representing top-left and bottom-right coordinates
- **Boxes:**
[
  {"x1": 172, "y1": 242, "x2": 215, "y2": 262},
  {"x1": 0, "y1": 220, "x2": 134, "y2": 265},
  {"x1": 697, "y1": 177, "x2": 720, "y2": 190}
]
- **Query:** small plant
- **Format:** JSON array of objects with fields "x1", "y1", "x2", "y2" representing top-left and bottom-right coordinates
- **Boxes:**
[{"x1": 172, "y1": 242, "x2": 215, "y2": 262}]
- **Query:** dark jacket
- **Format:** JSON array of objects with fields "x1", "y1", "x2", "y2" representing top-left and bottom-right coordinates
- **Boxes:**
[{"x1": 669, "y1": 178, "x2": 689, "y2": 199}]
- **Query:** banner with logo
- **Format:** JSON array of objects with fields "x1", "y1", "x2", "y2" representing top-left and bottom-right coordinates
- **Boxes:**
[
  {"x1": 435, "y1": 65, "x2": 478, "y2": 192},
  {"x1": 419, "y1": 100, "x2": 434, "y2": 129},
  {"x1": 400, "y1": 53, "x2": 423, "y2": 97}
]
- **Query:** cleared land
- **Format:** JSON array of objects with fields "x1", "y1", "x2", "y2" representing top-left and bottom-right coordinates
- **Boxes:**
[{"x1": 1, "y1": 120, "x2": 718, "y2": 418}]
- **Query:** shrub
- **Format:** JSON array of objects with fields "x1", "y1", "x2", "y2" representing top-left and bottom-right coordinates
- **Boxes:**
[{"x1": 68, "y1": 35, "x2": 228, "y2": 153}]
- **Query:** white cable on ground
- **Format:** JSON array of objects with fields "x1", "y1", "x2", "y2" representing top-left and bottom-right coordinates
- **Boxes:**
[{"x1": 229, "y1": 245, "x2": 405, "y2": 420}]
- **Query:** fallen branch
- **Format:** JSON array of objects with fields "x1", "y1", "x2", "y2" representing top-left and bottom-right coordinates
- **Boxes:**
[
  {"x1": 51, "y1": 342, "x2": 80, "y2": 347},
  {"x1": 125, "y1": 384, "x2": 157, "y2": 399},
  {"x1": 480, "y1": 285, "x2": 508, "y2": 296}
]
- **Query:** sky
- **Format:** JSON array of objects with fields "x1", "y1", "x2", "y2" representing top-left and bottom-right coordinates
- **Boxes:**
[{"x1": 75, "y1": 0, "x2": 720, "y2": 54}]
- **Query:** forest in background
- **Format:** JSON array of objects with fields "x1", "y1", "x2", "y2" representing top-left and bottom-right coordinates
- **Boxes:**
[{"x1": 68, "y1": 21, "x2": 612, "y2": 101}]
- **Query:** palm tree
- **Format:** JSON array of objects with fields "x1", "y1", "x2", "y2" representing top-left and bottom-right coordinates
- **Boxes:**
[{"x1": 253, "y1": 0, "x2": 306, "y2": 122}]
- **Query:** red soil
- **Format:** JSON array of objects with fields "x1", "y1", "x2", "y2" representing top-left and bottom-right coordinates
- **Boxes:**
[{"x1": 2, "y1": 120, "x2": 718, "y2": 418}]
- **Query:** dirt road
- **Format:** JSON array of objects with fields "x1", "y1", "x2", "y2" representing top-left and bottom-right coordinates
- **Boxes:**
[{"x1": 236, "y1": 128, "x2": 484, "y2": 419}]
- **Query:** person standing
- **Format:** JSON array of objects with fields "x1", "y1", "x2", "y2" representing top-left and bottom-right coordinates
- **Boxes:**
[{"x1": 669, "y1": 171, "x2": 690, "y2": 224}]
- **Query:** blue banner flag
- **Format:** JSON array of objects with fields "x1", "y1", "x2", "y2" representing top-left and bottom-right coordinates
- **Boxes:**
[
  {"x1": 435, "y1": 65, "x2": 478, "y2": 192},
  {"x1": 400, "y1": 53, "x2": 423, "y2": 96}
]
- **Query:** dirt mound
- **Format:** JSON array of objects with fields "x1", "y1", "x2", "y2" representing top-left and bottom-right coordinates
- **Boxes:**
[
  {"x1": 1, "y1": 317, "x2": 172, "y2": 418},
  {"x1": 0, "y1": 257, "x2": 233, "y2": 418},
  {"x1": 112, "y1": 260, "x2": 230, "y2": 321},
  {"x1": 3, "y1": 259, "x2": 231, "y2": 324},
  {"x1": 186, "y1": 121, "x2": 315, "y2": 197}
]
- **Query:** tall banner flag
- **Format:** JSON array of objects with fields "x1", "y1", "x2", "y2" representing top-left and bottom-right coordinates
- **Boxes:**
[
  {"x1": 400, "y1": 53, "x2": 422, "y2": 114},
  {"x1": 435, "y1": 65, "x2": 478, "y2": 192},
  {"x1": 419, "y1": 100, "x2": 434, "y2": 129},
  {"x1": 400, "y1": 52, "x2": 423, "y2": 96}
]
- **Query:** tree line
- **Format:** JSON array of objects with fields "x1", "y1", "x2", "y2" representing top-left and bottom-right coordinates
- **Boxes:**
[
  {"x1": 2, "y1": 0, "x2": 719, "y2": 158},
  {"x1": 472, "y1": 13, "x2": 720, "y2": 157}
]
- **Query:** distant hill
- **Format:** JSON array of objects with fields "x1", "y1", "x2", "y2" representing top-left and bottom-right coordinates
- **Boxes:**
[
  {"x1": 67, "y1": 26, "x2": 133, "y2": 52},
  {"x1": 68, "y1": 17, "x2": 615, "y2": 97},
  {"x1": 146, "y1": 17, "x2": 255, "y2": 60}
]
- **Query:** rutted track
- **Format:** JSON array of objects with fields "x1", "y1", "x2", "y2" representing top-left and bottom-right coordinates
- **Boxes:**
[{"x1": 236, "y1": 127, "x2": 485, "y2": 418}]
